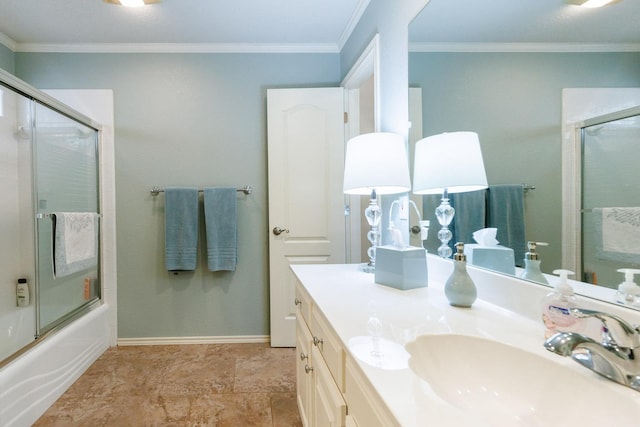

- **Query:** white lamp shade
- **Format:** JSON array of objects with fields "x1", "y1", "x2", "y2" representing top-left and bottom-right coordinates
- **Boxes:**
[
  {"x1": 343, "y1": 132, "x2": 411, "y2": 195},
  {"x1": 412, "y1": 131, "x2": 488, "y2": 195}
]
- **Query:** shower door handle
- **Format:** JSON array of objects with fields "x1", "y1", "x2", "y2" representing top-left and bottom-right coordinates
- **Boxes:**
[{"x1": 273, "y1": 227, "x2": 289, "y2": 236}]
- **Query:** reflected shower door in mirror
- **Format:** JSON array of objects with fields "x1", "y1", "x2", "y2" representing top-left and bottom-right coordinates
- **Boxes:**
[
  {"x1": 581, "y1": 107, "x2": 640, "y2": 293},
  {"x1": 408, "y1": 0, "x2": 640, "y2": 297}
]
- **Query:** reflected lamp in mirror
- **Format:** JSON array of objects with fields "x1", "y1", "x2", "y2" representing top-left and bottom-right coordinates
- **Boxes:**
[
  {"x1": 412, "y1": 131, "x2": 488, "y2": 258},
  {"x1": 104, "y1": 0, "x2": 161, "y2": 6},
  {"x1": 568, "y1": 0, "x2": 620, "y2": 8},
  {"x1": 343, "y1": 132, "x2": 411, "y2": 273}
]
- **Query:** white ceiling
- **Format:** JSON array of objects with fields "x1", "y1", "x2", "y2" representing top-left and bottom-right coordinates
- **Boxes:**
[
  {"x1": 0, "y1": 0, "x2": 638, "y2": 53},
  {"x1": 410, "y1": 0, "x2": 640, "y2": 51},
  {"x1": 0, "y1": 0, "x2": 367, "y2": 52}
]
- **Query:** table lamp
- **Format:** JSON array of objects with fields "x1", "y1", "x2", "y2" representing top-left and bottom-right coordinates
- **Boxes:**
[
  {"x1": 343, "y1": 132, "x2": 411, "y2": 272},
  {"x1": 412, "y1": 131, "x2": 488, "y2": 258}
]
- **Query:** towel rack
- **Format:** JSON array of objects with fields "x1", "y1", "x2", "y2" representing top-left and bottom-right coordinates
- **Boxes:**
[
  {"x1": 36, "y1": 212, "x2": 101, "y2": 219},
  {"x1": 522, "y1": 184, "x2": 535, "y2": 191},
  {"x1": 150, "y1": 186, "x2": 252, "y2": 196}
]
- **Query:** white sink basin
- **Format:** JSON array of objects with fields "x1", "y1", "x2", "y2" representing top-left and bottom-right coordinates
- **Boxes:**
[{"x1": 405, "y1": 334, "x2": 638, "y2": 426}]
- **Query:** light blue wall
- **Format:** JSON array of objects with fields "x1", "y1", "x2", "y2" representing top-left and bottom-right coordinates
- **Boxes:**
[
  {"x1": 409, "y1": 52, "x2": 640, "y2": 272},
  {"x1": 15, "y1": 52, "x2": 340, "y2": 338},
  {"x1": 0, "y1": 43, "x2": 15, "y2": 74}
]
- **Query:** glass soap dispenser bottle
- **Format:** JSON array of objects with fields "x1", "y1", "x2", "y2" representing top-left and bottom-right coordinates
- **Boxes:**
[
  {"x1": 444, "y1": 242, "x2": 477, "y2": 308},
  {"x1": 520, "y1": 241, "x2": 549, "y2": 284},
  {"x1": 615, "y1": 268, "x2": 640, "y2": 307}
]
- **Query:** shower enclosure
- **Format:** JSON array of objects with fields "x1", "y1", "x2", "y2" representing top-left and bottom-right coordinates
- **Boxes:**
[
  {"x1": 580, "y1": 105, "x2": 640, "y2": 288},
  {"x1": 0, "y1": 69, "x2": 101, "y2": 366}
]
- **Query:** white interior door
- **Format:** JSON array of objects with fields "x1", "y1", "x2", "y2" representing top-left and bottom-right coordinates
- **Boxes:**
[{"x1": 267, "y1": 88, "x2": 346, "y2": 347}]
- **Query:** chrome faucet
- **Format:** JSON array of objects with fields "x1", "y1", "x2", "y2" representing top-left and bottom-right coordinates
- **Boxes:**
[{"x1": 544, "y1": 308, "x2": 640, "y2": 391}]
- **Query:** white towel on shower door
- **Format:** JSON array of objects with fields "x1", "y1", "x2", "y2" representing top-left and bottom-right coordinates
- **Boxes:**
[
  {"x1": 53, "y1": 212, "x2": 99, "y2": 278},
  {"x1": 594, "y1": 207, "x2": 640, "y2": 264}
]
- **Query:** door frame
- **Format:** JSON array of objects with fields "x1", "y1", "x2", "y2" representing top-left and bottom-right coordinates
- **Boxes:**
[
  {"x1": 341, "y1": 34, "x2": 381, "y2": 264},
  {"x1": 561, "y1": 88, "x2": 640, "y2": 276}
]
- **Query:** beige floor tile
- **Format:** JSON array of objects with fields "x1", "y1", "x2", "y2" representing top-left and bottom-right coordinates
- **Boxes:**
[{"x1": 34, "y1": 343, "x2": 302, "y2": 427}]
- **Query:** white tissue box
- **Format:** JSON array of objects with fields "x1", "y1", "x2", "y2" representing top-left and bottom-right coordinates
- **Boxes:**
[
  {"x1": 374, "y1": 246, "x2": 428, "y2": 290},
  {"x1": 464, "y1": 244, "x2": 515, "y2": 275}
]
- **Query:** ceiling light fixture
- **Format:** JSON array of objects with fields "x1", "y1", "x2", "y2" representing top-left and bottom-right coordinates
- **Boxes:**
[
  {"x1": 104, "y1": 0, "x2": 161, "y2": 7},
  {"x1": 568, "y1": 0, "x2": 620, "y2": 8}
]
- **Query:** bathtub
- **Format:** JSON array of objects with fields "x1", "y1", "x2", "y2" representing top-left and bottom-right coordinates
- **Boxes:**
[
  {"x1": 0, "y1": 304, "x2": 110, "y2": 427},
  {"x1": 0, "y1": 307, "x2": 36, "y2": 363}
]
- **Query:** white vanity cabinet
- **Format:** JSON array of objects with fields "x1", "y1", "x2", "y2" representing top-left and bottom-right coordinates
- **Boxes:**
[
  {"x1": 295, "y1": 280, "x2": 347, "y2": 427},
  {"x1": 291, "y1": 263, "x2": 640, "y2": 427}
]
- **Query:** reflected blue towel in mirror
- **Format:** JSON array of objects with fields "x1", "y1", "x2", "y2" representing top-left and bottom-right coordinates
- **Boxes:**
[
  {"x1": 487, "y1": 185, "x2": 526, "y2": 267},
  {"x1": 164, "y1": 187, "x2": 199, "y2": 271},
  {"x1": 204, "y1": 187, "x2": 237, "y2": 272},
  {"x1": 421, "y1": 191, "x2": 487, "y2": 254},
  {"x1": 451, "y1": 190, "x2": 487, "y2": 245}
]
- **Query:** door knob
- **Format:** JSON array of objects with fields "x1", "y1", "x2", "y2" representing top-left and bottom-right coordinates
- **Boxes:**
[{"x1": 273, "y1": 227, "x2": 289, "y2": 236}]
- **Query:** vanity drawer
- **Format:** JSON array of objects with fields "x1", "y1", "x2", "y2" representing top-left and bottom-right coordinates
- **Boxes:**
[
  {"x1": 295, "y1": 280, "x2": 313, "y2": 326},
  {"x1": 310, "y1": 307, "x2": 345, "y2": 392},
  {"x1": 345, "y1": 356, "x2": 398, "y2": 427},
  {"x1": 312, "y1": 345, "x2": 346, "y2": 427}
]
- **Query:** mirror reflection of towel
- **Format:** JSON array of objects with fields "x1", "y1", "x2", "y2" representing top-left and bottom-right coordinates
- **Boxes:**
[
  {"x1": 422, "y1": 185, "x2": 526, "y2": 263},
  {"x1": 451, "y1": 190, "x2": 487, "y2": 245},
  {"x1": 487, "y1": 185, "x2": 526, "y2": 267},
  {"x1": 594, "y1": 207, "x2": 640, "y2": 264},
  {"x1": 53, "y1": 212, "x2": 99, "y2": 278}
]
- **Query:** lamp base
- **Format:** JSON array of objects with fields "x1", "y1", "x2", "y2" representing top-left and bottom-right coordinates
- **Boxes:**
[{"x1": 358, "y1": 263, "x2": 375, "y2": 274}]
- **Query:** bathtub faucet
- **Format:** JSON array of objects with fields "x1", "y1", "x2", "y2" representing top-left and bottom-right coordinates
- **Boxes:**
[{"x1": 544, "y1": 308, "x2": 640, "y2": 391}]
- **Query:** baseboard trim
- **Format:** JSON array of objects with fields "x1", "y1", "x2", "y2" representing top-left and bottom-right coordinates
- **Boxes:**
[{"x1": 117, "y1": 335, "x2": 270, "y2": 346}]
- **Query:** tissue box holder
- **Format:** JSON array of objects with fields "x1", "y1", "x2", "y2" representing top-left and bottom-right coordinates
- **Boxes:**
[
  {"x1": 464, "y1": 244, "x2": 516, "y2": 275},
  {"x1": 374, "y1": 245, "x2": 428, "y2": 290}
]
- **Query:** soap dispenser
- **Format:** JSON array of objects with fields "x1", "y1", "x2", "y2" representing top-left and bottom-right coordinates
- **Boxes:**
[
  {"x1": 615, "y1": 268, "x2": 640, "y2": 307},
  {"x1": 541, "y1": 269, "x2": 580, "y2": 339},
  {"x1": 444, "y1": 242, "x2": 477, "y2": 308},
  {"x1": 520, "y1": 241, "x2": 549, "y2": 284}
]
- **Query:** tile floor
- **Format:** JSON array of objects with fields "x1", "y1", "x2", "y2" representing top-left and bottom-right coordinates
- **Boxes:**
[{"x1": 34, "y1": 343, "x2": 302, "y2": 427}]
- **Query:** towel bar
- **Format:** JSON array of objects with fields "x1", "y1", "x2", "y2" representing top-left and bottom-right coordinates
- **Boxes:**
[
  {"x1": 150, "y1": 186, "x2": 252, "y2": 196},
  {"x1": 36, "y1": 212, "x2": 101, "y2": 219}
]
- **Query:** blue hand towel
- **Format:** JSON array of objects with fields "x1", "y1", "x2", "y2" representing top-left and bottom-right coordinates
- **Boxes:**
[
  {"x1": 204, "y1": 187, "x2": 237, "y2": 272},
  {"x1": 164, "y1": 187, "x2": 199, "y2": 271},
  {"x1": 487, "y1": 185, "x2": 526, "y2": 266},
  {"x1": 451, "y1": 189, "x2": 487, "y2": 245}
]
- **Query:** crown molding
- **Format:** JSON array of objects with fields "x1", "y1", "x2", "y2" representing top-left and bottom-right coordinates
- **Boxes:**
[
  {"x1": 337, "y1": 0, "x2": 371, "y2": 50},
  {"x1": 13, "y1": 42, "x2": 341, "y2": 54},
  {"x1": 0, "y1": 32, "x2": 17, "y2": 51},
  {"x1": 409, "y1": 42, "x2": 640, "y2": 53}
]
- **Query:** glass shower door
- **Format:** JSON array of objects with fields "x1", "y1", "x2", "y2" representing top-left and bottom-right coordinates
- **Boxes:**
[
  {"x1": 33, "y1": 102, "x2": 100, "y2": 334},
  {"x1": 0, "y1": 83, "x2": 37, "y2": 361},
  {"x1": 581, "y1": 108, "x2": 640, "y2": 288}
]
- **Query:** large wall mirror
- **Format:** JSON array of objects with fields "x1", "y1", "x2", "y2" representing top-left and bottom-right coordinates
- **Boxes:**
[{"x1": 408, "y1": 0, "x2": 640, "y2": 306}]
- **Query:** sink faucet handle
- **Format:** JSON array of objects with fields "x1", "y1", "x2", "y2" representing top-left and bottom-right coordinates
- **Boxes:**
[{"x1": 570, "y1": 308, "x2": 640, "y2": 348}]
